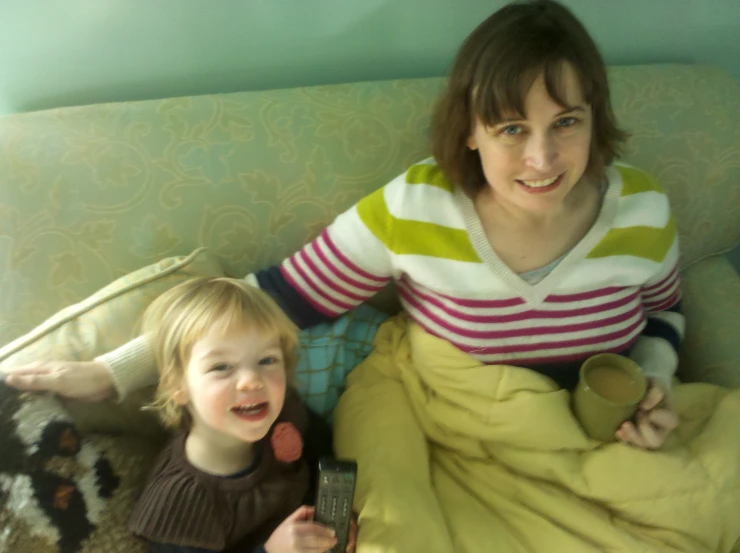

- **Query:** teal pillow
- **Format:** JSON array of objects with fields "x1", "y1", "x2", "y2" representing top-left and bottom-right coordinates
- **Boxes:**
[{"x1": 295, "y1": 305, "x2": 388, "y2": 419}]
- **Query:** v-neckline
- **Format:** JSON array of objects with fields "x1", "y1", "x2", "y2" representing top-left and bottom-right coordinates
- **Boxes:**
[{"x1": 454, "y1": 165, "x2": 623, "y2": 306}]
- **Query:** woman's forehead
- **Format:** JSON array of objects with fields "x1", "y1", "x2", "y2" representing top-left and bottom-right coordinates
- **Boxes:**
[
  {"x1": 475, "y1": 61, "x2": 589, "y2": 123},
  {"x1": 521, "y1": 69, "x2": 587, "y2": 115}
]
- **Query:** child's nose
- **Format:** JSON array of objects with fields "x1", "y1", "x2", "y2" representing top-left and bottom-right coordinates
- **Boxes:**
[{"x1": 235, "y1": 368, "x2": 264, "y2": 391}]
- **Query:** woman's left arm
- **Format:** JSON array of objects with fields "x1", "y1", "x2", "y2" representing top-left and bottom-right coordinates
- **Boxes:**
[
  {"x1": 618, "y1": 225, "x2": 683, "y2": 449},
  {"x1": 630, "y1": 254, "x2": 684, "y2": 395}
]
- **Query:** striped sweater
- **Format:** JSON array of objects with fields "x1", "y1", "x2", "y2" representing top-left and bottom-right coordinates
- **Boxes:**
[
  {"x1": 252, "y1": 160, "x2": 683, "y2": 390},
  {"x1": 101, "y1": 160, "x2": 683, "y2": 397}
]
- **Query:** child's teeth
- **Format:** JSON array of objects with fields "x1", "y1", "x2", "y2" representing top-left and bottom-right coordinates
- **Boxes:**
[
  {"x1": 522, "y1": 176, "x2": 558, "y2": 187},
  {"x1": 235, "y1": 404, "x2": 263, "y2": 413}
]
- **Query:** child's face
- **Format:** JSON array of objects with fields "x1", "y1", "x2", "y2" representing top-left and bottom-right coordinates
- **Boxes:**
[
  {"x1": 175, "y1": 321, "x2": 287, "y2": 448},
  {"x1": 467, "y1": 63, "x2": 593, "y2": 215}
]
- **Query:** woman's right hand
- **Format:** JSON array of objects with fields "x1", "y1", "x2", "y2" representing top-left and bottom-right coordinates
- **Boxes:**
[
  {"x1": 265, "y1": 505, "x2": 337, "y2": 553},
  {"x1": 3, "y1": 361, "x2": 115, "y2": 401}
]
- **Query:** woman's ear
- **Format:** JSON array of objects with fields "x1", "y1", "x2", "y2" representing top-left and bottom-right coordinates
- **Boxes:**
[{"x1": 467, "y1": 135, "x2": 479, "y2": 151}]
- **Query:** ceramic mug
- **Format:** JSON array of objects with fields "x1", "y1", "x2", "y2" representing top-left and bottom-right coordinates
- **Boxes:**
[{"x1": 572, "y1": 353, "x2": 648, "y2": 442}]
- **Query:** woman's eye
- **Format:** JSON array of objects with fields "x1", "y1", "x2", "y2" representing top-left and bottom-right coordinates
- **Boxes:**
[
  {"x1": 556, "y1": 116, "x2": 578, "y2": 128},
  {"x1": 500, "y1": 124, "x2": 523, "y2": 136}
]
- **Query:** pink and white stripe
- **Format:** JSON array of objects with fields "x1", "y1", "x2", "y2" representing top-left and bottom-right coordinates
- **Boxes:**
[
  {"x1": 641, "y1": 263, "x2": 682, "y2": 313},
  {"x1": 280, "y1": 229, "x2": 389, "y2": 316},
  {"x1": 279, "y1": 231, "x2": 680, "y2": 367},
  {"x1": 397, "y1": 276, "x2": 646, "y2": 365}
]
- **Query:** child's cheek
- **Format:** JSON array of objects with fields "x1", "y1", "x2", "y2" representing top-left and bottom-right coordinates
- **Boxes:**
[{"x1": 196, "y1": 384, "x2": 232, "y2": 421}]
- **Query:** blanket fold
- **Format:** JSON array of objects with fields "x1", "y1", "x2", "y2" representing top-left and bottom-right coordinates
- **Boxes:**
[{"x1": 335, "y1": 314, "x2": 740, "y2": 553}]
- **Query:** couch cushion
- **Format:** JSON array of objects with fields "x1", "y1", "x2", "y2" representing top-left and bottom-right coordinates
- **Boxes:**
[
  {"x1": 679, "y1": 254, "x2": 740, "y2": 387},
  {"x1": 609, "y1": 64, "x2": 740, "y2": 267},
  {"x1": 0, "y1": 247, "x2": 225, "y2": 437}
]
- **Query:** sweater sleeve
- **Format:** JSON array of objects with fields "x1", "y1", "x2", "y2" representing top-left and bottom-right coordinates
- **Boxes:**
[
  {"x1": 630, "y1": 245, "x2": 684, "y2": 393},
  {"x1": 95, "y1": 334, "x2": 157, "y2": 400},
  {"x1": 260, "y1": 184, "x2": 396, "y2": 325},
  {"x1": 244, "y1": 178, "x2": 400, "y2": 328}
]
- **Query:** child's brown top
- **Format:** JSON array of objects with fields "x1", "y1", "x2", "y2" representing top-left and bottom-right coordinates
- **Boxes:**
[{"x1": 128, "y1": 391, "x2": 310, "y2": 551}]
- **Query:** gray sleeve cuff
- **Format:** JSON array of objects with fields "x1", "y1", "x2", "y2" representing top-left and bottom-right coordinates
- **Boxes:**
[
  {"x1": 629, "y1": 335, "x2": 678, "y2": 393},
  {"x1": 244, "y1": 273, "x2": 259, "y2": 288},
  {"x1": 95, "y1": 335, "x2": 157, "y2": 401}
]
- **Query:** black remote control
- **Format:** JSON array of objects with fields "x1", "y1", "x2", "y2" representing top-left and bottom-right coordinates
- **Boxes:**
[{"x1": 314, "y1": 457, "x2": 357, "y2": 553}]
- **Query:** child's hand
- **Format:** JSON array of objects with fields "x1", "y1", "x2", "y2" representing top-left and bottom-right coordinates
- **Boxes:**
[
  {"x1": 345, "y1": 514, "x2": 358, "y2": 552},
  {"x1": 265, "y1": 505, "x2": 337, "y2": 553},
  {"x1": 616, "y1": 379, "x2": 679, "y2": 450}
]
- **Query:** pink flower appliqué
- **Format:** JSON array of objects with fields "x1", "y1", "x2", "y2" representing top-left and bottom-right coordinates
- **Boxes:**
[{"x1": 270, "y1": 422, "x2": 303, "y2": 463}]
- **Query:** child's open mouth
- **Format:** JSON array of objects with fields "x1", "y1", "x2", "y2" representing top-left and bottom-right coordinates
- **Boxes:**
[{"x1": 231, "y1": 402, "x2": 269, "y2": 422}]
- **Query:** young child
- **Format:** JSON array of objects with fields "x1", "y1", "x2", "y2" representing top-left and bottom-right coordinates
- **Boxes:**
[{"x1": 127, "y1": 277, "x2": 357, "y2": 553}]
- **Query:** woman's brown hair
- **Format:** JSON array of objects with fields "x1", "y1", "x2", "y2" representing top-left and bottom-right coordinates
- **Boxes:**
[{"x1": 431, "y1": 0, "x2": 627, "y2": 196}]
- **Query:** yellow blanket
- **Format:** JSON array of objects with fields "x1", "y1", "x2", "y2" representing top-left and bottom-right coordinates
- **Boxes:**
[{"x1": 334, "y1": 315, "x2": 740, "y2": 553}]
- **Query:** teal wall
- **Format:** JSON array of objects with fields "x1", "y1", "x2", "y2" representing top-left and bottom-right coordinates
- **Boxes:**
[{"x1": 1, "y1": 0, "x2": 738, "y2": 114}]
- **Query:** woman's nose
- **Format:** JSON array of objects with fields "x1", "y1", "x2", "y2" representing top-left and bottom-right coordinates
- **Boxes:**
[{"x1": 524, "y1": 131, "x2": 557, "y2": 171}]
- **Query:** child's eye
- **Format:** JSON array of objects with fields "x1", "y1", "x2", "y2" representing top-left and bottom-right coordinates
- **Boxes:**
[
  {"x1": 555, "y1": 116, "x2": 578, "y2": 128},
  {"x1": 259, "y1": 356, "x2": 279, "y2": 366},
  {"x1": 210, "y1": 363, "x2": 231, "y2": 372}
]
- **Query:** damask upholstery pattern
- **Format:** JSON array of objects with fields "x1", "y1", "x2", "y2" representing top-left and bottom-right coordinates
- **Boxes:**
[
  {"x1": 0, "y1": 78, "x2": 442, "y2": 343},
  {"x1": 0, "y1": 63, "x2": 738, "y2": 382},
  {"x1": 679, "y1": 254, "x2": 740, "y2": 387}
]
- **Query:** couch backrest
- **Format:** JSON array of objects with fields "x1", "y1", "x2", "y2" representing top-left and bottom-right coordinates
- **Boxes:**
[
  {"x1": 608, "y1": 64, "x2": 740, "y2": 265},
  {"x1": 0, "y1": 63, "x2": 738, "y2": 345}
]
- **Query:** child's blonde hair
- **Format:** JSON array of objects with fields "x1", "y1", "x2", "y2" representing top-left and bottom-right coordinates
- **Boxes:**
[{"x1": 140, "y1": 277, "x2": 299, "y2": 429}]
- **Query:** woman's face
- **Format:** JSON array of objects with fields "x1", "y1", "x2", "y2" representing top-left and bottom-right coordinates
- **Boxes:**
[{"x1": 467, "y1": 63, "x2": 593, "y2": 215}]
